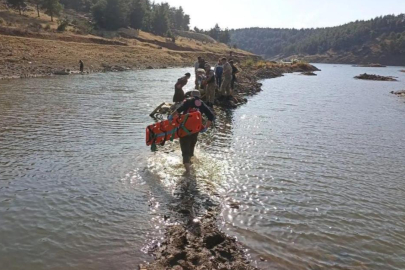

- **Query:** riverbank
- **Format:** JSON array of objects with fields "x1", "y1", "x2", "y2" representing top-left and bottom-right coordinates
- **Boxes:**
[{"x1": 0, "y1": 33, "x2": 260, "y2": 80}]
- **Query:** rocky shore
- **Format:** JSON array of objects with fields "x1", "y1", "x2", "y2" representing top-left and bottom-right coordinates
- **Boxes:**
[{"x1": 354, "y1": 73, "x2": 397, "y2": 81}]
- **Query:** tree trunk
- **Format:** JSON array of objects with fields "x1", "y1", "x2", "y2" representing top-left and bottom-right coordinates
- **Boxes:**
[
  {"x1": 18, "y1": 4, "x2": 21, "y2": 15},
  {"x1": 37, "y1": 4, "x2": 40, "y2": 17},
  {"x1": 51, "y1": 12, "x2": 53, "y2": 22}
]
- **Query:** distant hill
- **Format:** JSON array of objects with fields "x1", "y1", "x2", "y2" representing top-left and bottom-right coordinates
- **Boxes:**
[{"x1": 230, "y1": 14, "x2": 405, "y2": 66}]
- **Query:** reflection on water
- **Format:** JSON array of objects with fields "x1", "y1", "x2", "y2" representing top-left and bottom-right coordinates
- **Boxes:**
[{"x1": 1, "y1": 65, "x2": 405, "y2": 270}]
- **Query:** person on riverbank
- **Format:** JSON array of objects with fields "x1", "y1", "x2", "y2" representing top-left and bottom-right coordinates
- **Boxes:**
[
  {"x1": 79, "y1": 60, "x2": 84, "y2": 73},
  {"x1": 173, "y1": 73, "x2": 191, "y2": 103},
  {"x1": 171, "y1": 90, "x2": 215, "y2": 174},
  {"x1": 230, "y1": 60, "x2": 239, "y2": 90},
  {"x1": 214, "y1": 59, "x2": 223, "y2": 88},
  {"x1": 203, "y1": 64, "x2": 216, "y2": 108},
  {"x1": 220, "y1": 58, "x2": 232, "y2": 97}
]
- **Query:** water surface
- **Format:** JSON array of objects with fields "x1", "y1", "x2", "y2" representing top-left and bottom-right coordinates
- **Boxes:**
[{"x1": 1, "y1": 65, "x2": 405, "y2": 270}]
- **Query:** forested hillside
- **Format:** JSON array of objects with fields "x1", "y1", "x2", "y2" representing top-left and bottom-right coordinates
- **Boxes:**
[
  {"x1": 4, "y1": 0, "x2": 190, "y2": 36},
  {"x1": 230, "y1": 14, "x2": 405, "y2": 65}
]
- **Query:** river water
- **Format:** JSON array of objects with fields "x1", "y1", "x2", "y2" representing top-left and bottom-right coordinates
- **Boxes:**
[{"x1": 0, "y1": 64, "x2": 404, "y2": 270}]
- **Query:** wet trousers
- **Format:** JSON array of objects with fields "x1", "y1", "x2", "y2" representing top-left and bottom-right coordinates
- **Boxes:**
[{"x1": 180, "y1": 133, "x2": 199, "y2": 164}]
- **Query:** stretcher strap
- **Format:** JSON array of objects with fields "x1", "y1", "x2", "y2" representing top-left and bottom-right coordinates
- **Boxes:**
[
  {"x1": 149, "y1": 114, "x2": 192, "y2": 152},
  {"x1": 179, "y1": 114, "x2": 192, "y2": 136}
]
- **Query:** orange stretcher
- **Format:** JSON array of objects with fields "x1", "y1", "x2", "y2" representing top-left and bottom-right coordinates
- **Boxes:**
[{"x1": 146, "y1": 111, "x2": 204, "y2": 151}]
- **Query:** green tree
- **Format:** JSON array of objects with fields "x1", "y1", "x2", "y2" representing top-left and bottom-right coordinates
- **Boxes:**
[
  {"x1": 92, "y1": 0, "x2": 129, "y2": 30},
  {"x1": 182, "y1": 14, "x2": 190, "y2": 31},
  {"x1": 150, "y1": 3, "x2": 169, "y2": 36},
  {"x1": 208, "y1": 24, "x2": 221, "y2": 40},
  {"x1": 42, "y1": 0, "x2": 63, "y2": 22},
  {"x1": 129, "y1": 0, "x2": 147, "y2": 29},
  {"x1": 7, "y1": 0, "x2": 26, "y2": 15},
  {"x1": 91, "y1": 0, "x2": 107, "y2": 28},
  {"x1": 104, "y1": 0, "x2": 129, "y2": 30},
  {"x1": 219, "y1": 28, "x2": 230, "y2": 44},
  {"x1": 31, "y1": 0, "x2": 41, "y2": 17}
]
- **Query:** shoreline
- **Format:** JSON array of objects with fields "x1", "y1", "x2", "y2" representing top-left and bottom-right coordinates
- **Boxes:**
[{"x1": 0, "y1": 32, "x2": 258, "y2": 81}]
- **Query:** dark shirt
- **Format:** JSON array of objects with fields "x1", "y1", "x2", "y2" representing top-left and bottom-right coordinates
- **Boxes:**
[
  {"x1": 177, "y1": 97, "x2": 215, "y2": 121},
  {"x1": 231, "y1": 65, "x2": 238, "y2": 81},
  {"x1": 215, "y1": 65, "x2": 223, "y2": 77},
  {"x1": 232, "y1": 65, "x2": 238, "y2": 75},
  {"x1": 175, "y1": 76, "x2": 188, "y2": 89},
  {"x1": 173, "y1": 77, "x2": 188, "y2": 102}
]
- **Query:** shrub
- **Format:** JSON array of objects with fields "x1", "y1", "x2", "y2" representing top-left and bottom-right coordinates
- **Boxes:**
[
  {"x1": 244, "y1": 58, "x2": 255, "y2": 67},
  {"x1": 29, "y1": 22, "x2": 42, "y2": 31},
  {"x1": 0, "y1": 18, "x2": 4, "y2": 25},
  {"x1": 44, "y1": 24, "x2": 51, "y2": 30},
  {"x1": 57, "y1": 18, "x2": 69, "y2": 32}
]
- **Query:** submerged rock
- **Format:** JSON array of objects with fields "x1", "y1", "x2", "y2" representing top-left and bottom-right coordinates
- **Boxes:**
[
  {"x1": 390, "y1": 90, "x2": 405, "y2": 96},
  {"x1": 354, "y1": 73, "x2": 397, "y2": 81},
  {"x1": 145, "y1": 214, "x2": 259, "y2": 270},
  {"x1": 301, "y1": 71, "x2": 317, "y2": 76},
  {"x1": 53, "y1": 69, "x2": 70, "y2": 75},
  {"x1": 354, "y1": 63, "x2": 387, "y2": 67}
]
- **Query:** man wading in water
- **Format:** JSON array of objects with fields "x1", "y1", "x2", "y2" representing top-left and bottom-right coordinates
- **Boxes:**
[{"x1": 171, "y1": 90, "x2": 215, "y2": 174}]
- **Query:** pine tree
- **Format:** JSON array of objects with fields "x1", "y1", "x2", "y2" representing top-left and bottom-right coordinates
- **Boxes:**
[
  {"x1": 150, "y1": 3, "x2": 169, "y2": 36},
  {"x1": 7, "y1": 0, "x2": 26, "y2": 15},
  {"x1": 129, "y1": 0, "x2": 147, "y2": 30},
  {"x1": 42, "y1": 0, "x2": 63, "y2": 22},
  {"x1": 92, "y1": 0, "x2": 107, "y2": 28},
  {"x1": 104, "y1": 0, "x2": 129, "y2": 30},
  {"x1": 32, "y1": 0, "x2": 41, "y2": 17}
]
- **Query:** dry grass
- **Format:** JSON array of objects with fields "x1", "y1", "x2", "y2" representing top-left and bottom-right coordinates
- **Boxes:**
[
  {"x1": 0, "y1": 3, "x2": 257, "y2": 79},
  {"x1": 242, "y1": 59, "x2": 315, "y2": 71}
]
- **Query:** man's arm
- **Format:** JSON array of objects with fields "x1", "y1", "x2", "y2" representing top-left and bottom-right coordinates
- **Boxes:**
[{"x1": 200, "y1": 102, "x2": 215, "y2": 121}]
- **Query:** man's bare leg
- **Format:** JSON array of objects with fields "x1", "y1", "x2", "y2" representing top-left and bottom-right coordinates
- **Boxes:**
[{"x1": 184, "y1": 163, "x2": 191, "y2": 174}]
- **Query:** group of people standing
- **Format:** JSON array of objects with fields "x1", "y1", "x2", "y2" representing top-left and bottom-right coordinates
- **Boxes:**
[
  {"x1": 171, "y1": 55, "x2": 238, "y2": 173},
  {"x1": 173, "y1": 56, "x2": 239, "y2": 108}
]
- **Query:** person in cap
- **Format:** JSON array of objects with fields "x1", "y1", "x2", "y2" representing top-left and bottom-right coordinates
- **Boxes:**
[
  {"x1": 171, "y1": 90, "x2": 215, "y2": 173},
  {"x1": 173, "y1": 73, "x2": 191, "y2": 103},
  {"x1": 203, "y1": 63, "x2": 216, "y2": 107}
]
